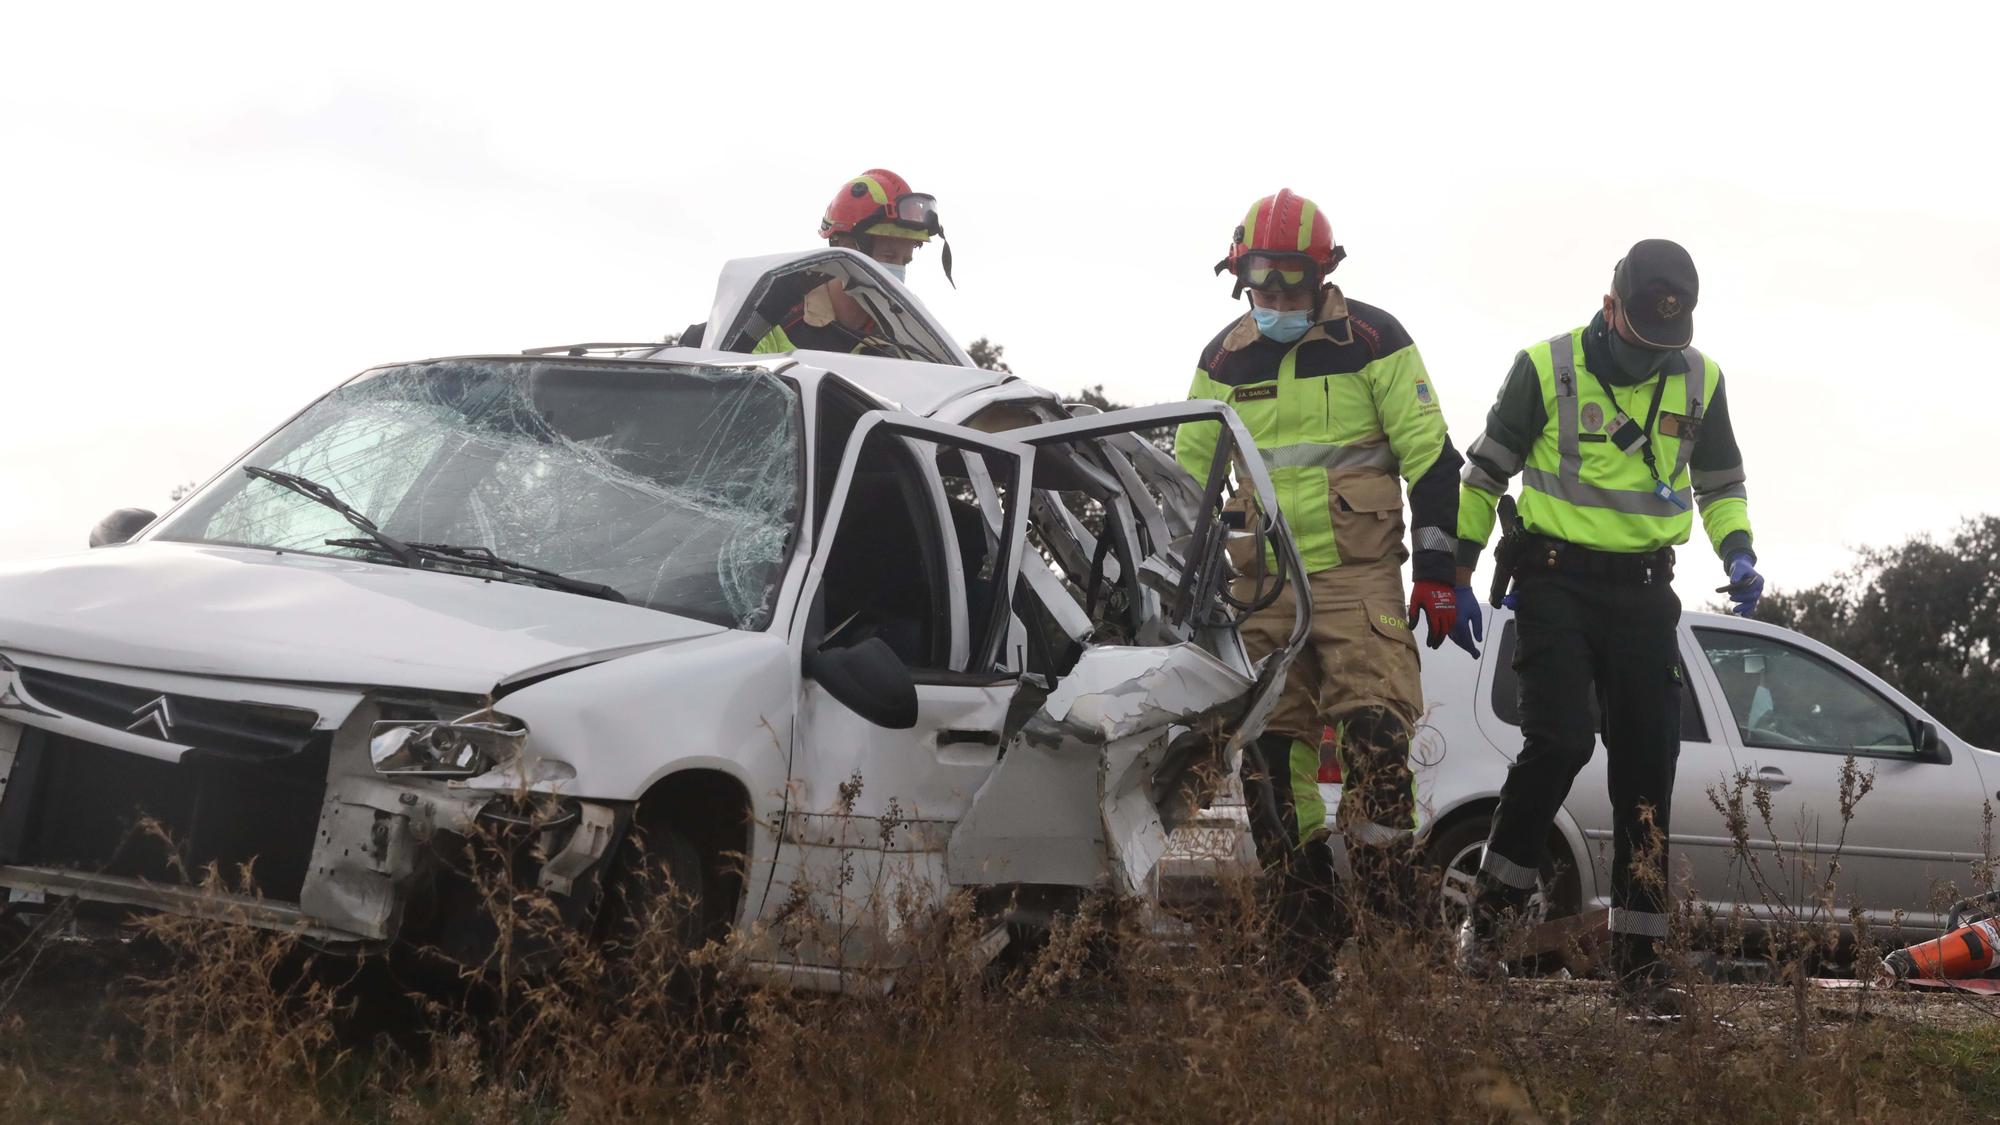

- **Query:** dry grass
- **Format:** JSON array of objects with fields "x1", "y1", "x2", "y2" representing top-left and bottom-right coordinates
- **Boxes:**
[{"x1": 5, "y1": 792, "x2": 2000, "y2": 1124}]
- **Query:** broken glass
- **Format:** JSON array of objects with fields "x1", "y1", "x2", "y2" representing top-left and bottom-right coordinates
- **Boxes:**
[{"x1": 155, "y1": 359, "x2": 803, "y2": 630}]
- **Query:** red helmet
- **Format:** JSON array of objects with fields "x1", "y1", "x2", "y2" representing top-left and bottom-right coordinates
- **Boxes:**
[
  {"x1": 819, "y1": 169, "x2": 953, "y2": 284},
  {"x1": 1215, "y1": 189, "x2": 1345, "y2": 298}
]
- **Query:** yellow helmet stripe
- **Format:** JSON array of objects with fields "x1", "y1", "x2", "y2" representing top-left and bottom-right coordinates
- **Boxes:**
[
  {"x1": 854, "y1": 175, "x2": 891, "y2": 205},
  {"x1": 1296, "y1": 198, "x2": 1318, "y2": 252}
]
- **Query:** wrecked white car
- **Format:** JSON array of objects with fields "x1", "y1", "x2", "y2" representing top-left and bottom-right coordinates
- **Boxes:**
[{"x1": 0, "y1": 250, "x2": 1305, "y2": 989}]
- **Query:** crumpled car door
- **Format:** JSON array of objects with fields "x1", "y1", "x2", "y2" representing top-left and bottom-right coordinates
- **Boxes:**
[{"x1": 947, "y1": 401, "x2": 1309, "y2": 895}]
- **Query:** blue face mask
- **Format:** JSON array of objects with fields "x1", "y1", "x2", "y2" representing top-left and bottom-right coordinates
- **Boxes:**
[
  {"x1": 880, "y1": 262, "x2": 908, "y2": 283},
  {"x1": 1252, "y1": 305, "x2": 1313, "y2": 343}
]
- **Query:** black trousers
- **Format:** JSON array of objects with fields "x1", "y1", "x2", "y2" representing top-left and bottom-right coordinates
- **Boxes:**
[{"x1": 1478, "y1": 568, "x2": 1683, "y2": 976}]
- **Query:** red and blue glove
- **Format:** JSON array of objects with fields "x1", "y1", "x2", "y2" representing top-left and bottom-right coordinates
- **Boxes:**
[
  {"x1": 1408, "y1": 580, "x2": 1459, "y2": 651},
  {"x1": 1717, "y1": 552, "x2": 1764, "y2": 617}
]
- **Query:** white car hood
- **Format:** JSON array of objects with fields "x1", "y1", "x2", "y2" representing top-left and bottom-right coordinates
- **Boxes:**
[{"x1": 0, "y1": 542, "x2": 726, "y2": 694}]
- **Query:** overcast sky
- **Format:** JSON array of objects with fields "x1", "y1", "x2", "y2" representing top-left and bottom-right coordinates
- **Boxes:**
[{"x1": 4, "y1": 2, "x2": 1994, "y2": 606}]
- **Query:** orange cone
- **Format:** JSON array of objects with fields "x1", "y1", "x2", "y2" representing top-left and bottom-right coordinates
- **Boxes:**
[{"x1": 1886, "y1": 917, "x2": 2000, "y2": 980}]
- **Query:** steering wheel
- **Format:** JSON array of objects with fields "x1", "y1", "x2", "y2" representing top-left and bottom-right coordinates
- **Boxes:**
[{"x1": 1746, "y1": 720, "x2": 1808, "y2": 748}]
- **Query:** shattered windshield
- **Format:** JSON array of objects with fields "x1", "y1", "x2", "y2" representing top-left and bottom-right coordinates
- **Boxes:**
[{"x1": 155, "y1": 358, "x2": 803, "y2": 629}]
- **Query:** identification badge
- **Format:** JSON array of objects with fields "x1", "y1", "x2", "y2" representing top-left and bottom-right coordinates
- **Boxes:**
[
  {"x1": 1609, "y1": 411, "x2": 1648, "y2": 455},
  {"x1": 1653, "y1": 481, "x2": 1689, "y2": 510}
]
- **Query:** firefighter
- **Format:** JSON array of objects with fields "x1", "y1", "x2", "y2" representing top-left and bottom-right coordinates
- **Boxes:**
[
  {"x1": 1453, "y1": 239, "x2": 1764, "y2": 1016},
  {"x1": 1174, "y1": 190, "x2": 1475, "y2": 944},
  {"x1": 680, "y1": 168, "x2": 951, "y2": 353}
]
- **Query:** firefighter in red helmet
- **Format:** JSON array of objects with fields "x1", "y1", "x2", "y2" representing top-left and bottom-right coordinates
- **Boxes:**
[
  {"x1": 678, "y1": 169, "x2": 949, "y2": 354},
  {"x1": 750, "y1": 169, "x2": 950, "y2": 355},
  {"x1": 1175, "y1": 190, "x2": 1475, "y2": 967}
]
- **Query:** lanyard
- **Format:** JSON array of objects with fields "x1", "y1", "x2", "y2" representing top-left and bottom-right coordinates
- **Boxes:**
[{"x1": 1588, "y1": 365, "x2": 1671, "y2": 486}]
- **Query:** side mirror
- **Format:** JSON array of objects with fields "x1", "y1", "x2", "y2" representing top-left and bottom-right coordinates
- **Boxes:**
[
  {"x1": 1914, "y1": 720, "x2": 1950, "y2": 764},
  {"x1": 805, "y1": 636, "x2": 918, "y2": 729},
  {"x1": 89, "y1": 508, "x2": 158, "y2": 548}
]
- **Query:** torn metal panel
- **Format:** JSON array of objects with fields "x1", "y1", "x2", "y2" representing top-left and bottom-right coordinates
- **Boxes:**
[
  {"x1": 951, "y1": 644, "x2": 1252, "y2": 892},
  {"x1": 299, "y1": 798, "x2": 420, "y2": 940},
  {"x1": 539, "y1": 801, "x2": 618, "y2": 896},
  {"x1": 1034, "y1": 644, "x2": 1250, "y2": 746},
  {"x1": 946, "y1": 735, "x2": 1106, "y2": 888}
]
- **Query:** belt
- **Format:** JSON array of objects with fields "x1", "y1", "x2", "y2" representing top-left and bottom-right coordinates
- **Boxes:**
[{"x1": 1520, "y1": 534, "x2": 1675, "y2": 584}]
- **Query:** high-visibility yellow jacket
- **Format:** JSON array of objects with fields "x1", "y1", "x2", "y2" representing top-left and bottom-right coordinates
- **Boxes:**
[
  {"x1": 1174, "y1": 286, "x2": 1462, "y2": 583},
  {"x1": 1457, "y1": 315, "x2": 1753, "y2": 565}
]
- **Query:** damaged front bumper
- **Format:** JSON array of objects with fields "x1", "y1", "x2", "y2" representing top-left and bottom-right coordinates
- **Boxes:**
[{"x1": 0, "y1": 680, "x2": 625, "y2": 954}]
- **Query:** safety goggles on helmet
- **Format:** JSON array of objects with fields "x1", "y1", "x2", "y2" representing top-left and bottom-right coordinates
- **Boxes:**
[
  {"x1": 890, "y1": 192, "x2": 938, "y2": 229},
  {"x1": 855, "y1": 193, "x2": 954, "y2": 287},
  {"x1": 1236, "y1": 251, "x2": 1322, "y2": 293}
]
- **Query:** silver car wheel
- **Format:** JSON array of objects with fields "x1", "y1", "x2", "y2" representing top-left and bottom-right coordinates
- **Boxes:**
[{"x1": 1438, "y1": 835, "x2": 1551, "y2": 932}]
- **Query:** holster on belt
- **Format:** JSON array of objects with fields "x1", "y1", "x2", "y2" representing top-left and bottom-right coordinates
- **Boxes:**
[{"x1": 1487, "y1": 494, "x2": 1524, "y2": 609}]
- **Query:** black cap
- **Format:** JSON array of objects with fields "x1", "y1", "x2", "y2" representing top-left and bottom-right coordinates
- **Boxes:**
[{"x1": 1612, "y1": 238, "x2": 1698, "y2": 349}]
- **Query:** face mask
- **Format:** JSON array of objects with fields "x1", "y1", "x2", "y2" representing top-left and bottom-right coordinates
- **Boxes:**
[
  {"x1": 1252, "y1": 305, "x2": 1313, "y2": 343},
  {"x1": 879, "y1": 262, "x2": 908, "y2": 283},
  {"x1": 1606, "y1": 329, "x2": 1674, "y2": 379}
]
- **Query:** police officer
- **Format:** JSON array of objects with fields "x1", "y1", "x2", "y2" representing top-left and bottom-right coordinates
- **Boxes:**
[
  {"x1": 1453, "y1": 239, "x2": 1765, "y2": 1014},
  {"x1": 1174, "y1": 189, "x2": 1476, "y2": 938}
]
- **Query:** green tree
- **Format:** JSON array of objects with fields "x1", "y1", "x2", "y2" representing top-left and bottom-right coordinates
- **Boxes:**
[
  {"x1": 1758, "y1": 515, "x2": 2000, "y2": 748},
  {"x1": 965, "y1": 337, "x2": 1010, "y2": 373}
]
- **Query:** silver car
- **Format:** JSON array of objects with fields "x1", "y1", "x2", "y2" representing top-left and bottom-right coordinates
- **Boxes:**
[{"x1": 1322, "y1": 606, "x2": 1995, "y2": 938}]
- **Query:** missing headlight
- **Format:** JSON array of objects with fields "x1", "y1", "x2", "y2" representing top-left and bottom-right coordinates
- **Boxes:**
[{"x1": 370, "y1": 712, "x2": 528, "y2": 778}]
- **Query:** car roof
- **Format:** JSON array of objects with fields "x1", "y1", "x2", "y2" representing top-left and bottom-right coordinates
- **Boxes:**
[
  {"x1": 420, "y1": 249, "x2": 1051, "y2": 421},
  {"x1": 661, "y1": 345, "x2": 1024, "y2": 418}
]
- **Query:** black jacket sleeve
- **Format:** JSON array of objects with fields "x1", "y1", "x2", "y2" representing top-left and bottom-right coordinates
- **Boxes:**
[
  {"x1": 1408, "y1": 434, "x2": 1463, "y2": 585},
  {"x1": 1455, "y1": 352, "x2": 1546, "y2": 568},
  {"x1": 1689, "y1": 372, "x2": 1755, "y2": 561}
]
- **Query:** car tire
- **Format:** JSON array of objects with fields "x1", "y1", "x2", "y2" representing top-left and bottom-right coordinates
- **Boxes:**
[
  {"x1": 597, "y1": 822, "x2": 708, "y2": 958},
  {"x1": 1426, "y1": 813, "x2": 1579, "y2": 936}
]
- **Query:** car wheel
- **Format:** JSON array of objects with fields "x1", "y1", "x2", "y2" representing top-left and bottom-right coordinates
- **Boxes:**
[
  {"x1": 1427, "y1": 813, "x2": 1577, "y2": 935},
  {"x1": 597, "y1": 822, "x2": 708, "y2": 957}
]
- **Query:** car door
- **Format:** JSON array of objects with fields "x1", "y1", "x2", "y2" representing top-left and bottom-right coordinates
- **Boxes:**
[
  {"x1": 764, "y1": 411, "x2": 1033, "y2": 950},
  {"x1": 1689, "y1": 623, "x2": 1985, "y2": 933},
  {"x1": 1473, "y1": 613, "x2": 1743, "y2": 915},
  {"x1": 947, "y1": 401, "x2": 1310, "y2": 893}
]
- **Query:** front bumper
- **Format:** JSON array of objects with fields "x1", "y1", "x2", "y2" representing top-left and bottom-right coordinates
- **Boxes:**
[{"x1": 0, "y1": 689, "x2": 621, "y2": 951}]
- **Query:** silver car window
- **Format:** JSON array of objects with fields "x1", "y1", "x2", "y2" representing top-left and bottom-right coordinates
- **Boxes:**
[{"x1": 1694, "y1": 628, "x2": 1917, "y2": 755}]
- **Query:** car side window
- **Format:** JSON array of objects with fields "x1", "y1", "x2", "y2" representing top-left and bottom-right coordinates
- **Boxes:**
[
  {"x1": 1693, "y1": 628, "x2": 1916, "y2": 757},
  {"x1": 1489, "y1": 619, "x2": 1710, "y2": 742},
  {"x1": 819, "y1": 428, "x2": 950, "y2": 670}
]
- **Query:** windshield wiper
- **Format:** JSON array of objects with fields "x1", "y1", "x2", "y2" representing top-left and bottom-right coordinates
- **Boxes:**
[
  {"x1": 243, "y1": 465, "x2": 419, "y2": 567},
  {"x1": 402, "y1": 543, "x2": 629, "y2": 604},
  {"x1": 246, "y1": 465, "x2": 629, "y2": 604}
]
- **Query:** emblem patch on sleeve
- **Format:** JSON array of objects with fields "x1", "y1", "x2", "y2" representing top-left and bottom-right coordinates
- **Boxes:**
[{"x1": 1415, "y1": 380, "x2": 1434, "y2": 405}]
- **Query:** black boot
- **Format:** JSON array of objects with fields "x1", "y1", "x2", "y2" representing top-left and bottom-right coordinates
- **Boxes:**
[{"x1": 1455, "y1": 877, "x2": 1529, "y2": 981}]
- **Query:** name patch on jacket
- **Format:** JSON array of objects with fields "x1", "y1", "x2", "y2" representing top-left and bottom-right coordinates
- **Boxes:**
[{"x1": 1233, "y1": 384, "x2": 1278, "y2": 402}]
